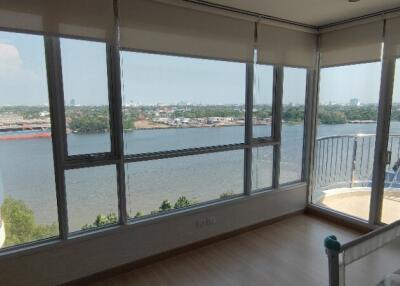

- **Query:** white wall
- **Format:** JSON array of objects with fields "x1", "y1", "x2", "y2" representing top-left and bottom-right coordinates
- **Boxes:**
[{"x1": 0, "y1": 184, "x2": 306, "y2": 286}]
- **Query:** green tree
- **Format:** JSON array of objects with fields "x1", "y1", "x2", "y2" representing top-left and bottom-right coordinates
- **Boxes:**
[
  {"x1": 1, "y1": 198, "x2": 58, "y2": 247},
  {"x1": 134, "y1": 212, "x2": 143, "y2": 218},
  {"x1": 219, "y1": 192, "x2": 235, "y2": 199},
  {"x1": 174, "y1": 196, "x2": 195, "y2": 209},
  {"x1": 69, "y1": 114, "x2": 109, "y2": 133},
  {"x1": 282, "y1": 106, "x2": 305, "y2": 123},
  {"x1": 318, "y1": 110, "x2": 347, "y2": 124},
  {"x1": 82, "y1": 213, "x2": 118, "y2": 230},
  {"x1": 159, "y1": 200, "x2": 172, "y2": 211}
]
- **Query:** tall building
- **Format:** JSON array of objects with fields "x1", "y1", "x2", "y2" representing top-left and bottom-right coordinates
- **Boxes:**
[{"x1": 350, "y1": 98, "x2": 360, "y2": 106}]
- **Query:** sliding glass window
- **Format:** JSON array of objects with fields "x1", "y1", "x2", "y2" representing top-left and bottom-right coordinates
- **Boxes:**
[
  {"x1": 60, "y1": 38, "x2": 111, "y2": 156},
  {"x1": 120, "y1": 51, "x2": 246, "y2": 154},
  {"x1": 0, "y1": 31, "x2": 59, "y2": 247},
  {"x1": 280, "y1": 67, "x2": 307, "y2": 184},
  {"x1": 312, "y1": 62, "x2": 382, "y2": 221}
]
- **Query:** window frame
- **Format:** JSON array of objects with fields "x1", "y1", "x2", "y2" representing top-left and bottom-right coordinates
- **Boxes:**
[
  {"x1": 119, "y1": 47, "x2": 248, "y2": 155},
  {"x1": 58, "y1": 35, "x2": 116, "y2": 161},
  {"x1": 279, "y1": 66, "x2": 309, "y2": 186}
]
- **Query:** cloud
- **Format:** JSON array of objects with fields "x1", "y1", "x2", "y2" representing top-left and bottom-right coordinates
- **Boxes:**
[
  {"x1": 0, "y1": 43, "x2": 46, "y2": 105},
  {"x1": 0, "y1": 43, "x2": 23, "y2": 76},
  {"x1": 0, "y1": 43, "x2": 40, "y2": 82}
]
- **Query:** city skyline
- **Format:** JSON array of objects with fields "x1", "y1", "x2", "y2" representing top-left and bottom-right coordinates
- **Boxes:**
[{"x1": 1, "y1": 31, "x2": 399, "y2": 106}]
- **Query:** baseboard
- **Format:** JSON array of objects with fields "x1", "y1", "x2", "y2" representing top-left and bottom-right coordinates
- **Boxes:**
[{"x1": 305, "y1": 205, "x2": 373, "y2": 234}]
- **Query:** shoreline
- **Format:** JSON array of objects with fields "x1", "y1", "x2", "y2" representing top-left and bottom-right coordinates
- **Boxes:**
[{"x1": 70, "y1": 122, "x2": 308, "y2": 134}]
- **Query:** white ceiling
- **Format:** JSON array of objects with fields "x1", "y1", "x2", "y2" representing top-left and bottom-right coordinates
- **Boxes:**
[{"x1": 203, "y1": 0, "x2": 400, "y2": 27}]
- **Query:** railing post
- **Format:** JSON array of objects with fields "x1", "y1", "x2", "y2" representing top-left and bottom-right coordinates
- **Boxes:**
[
  {"x1": 325, "y1": 235, "x2": 341, "y2": 286},
  {"x1": 350, "y1": 136, "x2": 358, "y2": 188}
]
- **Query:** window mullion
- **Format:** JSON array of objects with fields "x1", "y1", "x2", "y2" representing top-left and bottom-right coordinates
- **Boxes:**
[
  {"x1": 108, "y1": 0, "x2": 128, "y2": 225},
  {"x1": 244, "y1": 63, "x2": 254, "y2": 195},
  {"x1": 369, "y1": 56, "x2": 396, "y2": 224},
  {"x1": 303, "y1": 66, "x2": 319, "y2": 194},
  {"x1": 271, "y1": 66, "x2": 284, "y2": 189},
  {"x1": 306, "y1": 42, "x2": 321, "y2": 203},
  {"x1": 44, "y1": 36, "x2": 69, "y2": 239}
]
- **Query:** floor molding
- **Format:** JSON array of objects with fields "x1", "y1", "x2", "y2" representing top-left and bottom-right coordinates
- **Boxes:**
[{"x1": 305, "y1": 205, "x2": 373, "y2": 234}]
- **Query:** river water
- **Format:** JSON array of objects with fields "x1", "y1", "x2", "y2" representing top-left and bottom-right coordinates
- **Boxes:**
[{"x1": 1, "y1": 122, "x2": 397, "y2": 231}]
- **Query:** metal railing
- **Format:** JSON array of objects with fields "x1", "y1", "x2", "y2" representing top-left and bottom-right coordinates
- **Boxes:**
[{"x1": 313, "y1": 134, "x2": 400, "y2": 198}]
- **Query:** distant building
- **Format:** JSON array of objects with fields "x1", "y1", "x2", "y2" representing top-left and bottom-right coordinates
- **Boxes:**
[
  {"x1": 39, "y1": 111, "x2": 50, "y2": 117},
  {"x1": 207, "y1": 117, "x2": 221, "y2": 124},
  {"x1": 349, "y1": 98, "x2": 360, "y2": 106},
  {"x1": 0, "y1": 113, "x2": 24, "y2": 125},
  {"x1": 70, "y1": 99, "x2": 76, "y2": 106}
]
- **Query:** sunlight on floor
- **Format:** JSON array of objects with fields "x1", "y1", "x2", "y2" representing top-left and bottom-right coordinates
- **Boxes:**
[{"x1": 318, "y1": 188, "x2": 400, "y2": 223}]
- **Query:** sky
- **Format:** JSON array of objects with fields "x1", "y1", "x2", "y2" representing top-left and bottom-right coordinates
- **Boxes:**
[{"x1": 0, "y1": 30, "x2": 399, "y2": 106}]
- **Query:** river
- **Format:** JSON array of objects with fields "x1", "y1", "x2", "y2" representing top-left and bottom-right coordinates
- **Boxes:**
[{"x1": 1, "y1": 122, "x2": 398, "y2": 231}]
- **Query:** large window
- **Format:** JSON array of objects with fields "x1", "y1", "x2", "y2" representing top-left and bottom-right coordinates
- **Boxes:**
[
  {"x1": 0, "y1": 31, "x2": 59, "y2": 247},
  {"x1": 0, "y1": 29, "x2": 310, "y2": 251},
  {"x1": 121, "y1": 51, "x2": 246, "y2": 154},
  {"x1": 280, "y1": 67, "x2": 307, "y2": 184},
  {"x1": 313, "y1": 62, "x2": 382, "y2": 221},
  {"x1": 60, "y1": 38, "x2": 111, "y2": 156}
]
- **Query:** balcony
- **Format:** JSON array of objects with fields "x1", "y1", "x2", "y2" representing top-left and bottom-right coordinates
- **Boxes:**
[{"x1": 312, "y1": 134, "x2": 400, "y2": 223}]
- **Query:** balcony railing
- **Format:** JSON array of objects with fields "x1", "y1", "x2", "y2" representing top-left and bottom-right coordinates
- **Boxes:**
[{"x1": 313, "y1": 134, "x2": 400, "y2": 200}]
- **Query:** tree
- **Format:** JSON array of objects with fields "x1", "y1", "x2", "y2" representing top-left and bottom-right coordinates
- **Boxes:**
[
  {"x1": 82, "y1": 213, "x2": 118, "y2": 230},
  {"x1": 318, "y1": 110, "x2": 347, "y2": 124},
  {"x1": 1, "y1": 198, "x2": 58, "y2": 247},
  {"x1": 134, "y1": 212, "x2": 143, "y2": 218},
  {"x1": 219, "y1": 192, "x2": 235, "y2": 199},
  {"x1": 174, "y1": 196, "x2": 195, "y2": 209},
  {"x1": 159, "y1": 200, "x2": 172, "y2": 211},
  {"x1": 69, "y1": 114, "x2": 109, "y2": 133}
]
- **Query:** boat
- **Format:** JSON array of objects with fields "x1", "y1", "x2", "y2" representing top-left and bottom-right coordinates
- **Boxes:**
[{"x1": 0, "y1": 129, "x2": 51, "y2": 140}]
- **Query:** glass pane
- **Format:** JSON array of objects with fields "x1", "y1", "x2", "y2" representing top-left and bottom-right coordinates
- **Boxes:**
[
  {"x1": 0, "y1": 31, "x2": 58, "y2": 248},
  {"x1": 65, "y1": 166, "x2": 118, "y2": 232},
  {"x1": 313, "y1": 62, "x2": 382, "y2": 221},
  {"x1": 121, "y1": 52, "x2": 246, "y2": 155},
  {"x1": 383, "y1": 58, "x2": 400, "y2": 224},
  {"x1": 253, "y1": 64, "x2": 273, "y2": 138},
  {"x1": 60, "y1": 38, "x2": 111, "y2": 155},
  {"x1": 252, "y1": 147, "x2": 273, "y2": 191},
  {"x1": 280, "y1": 67, "x2": 307, "y2": 184},
  {"x1": 126, "y1": 150, "x2": 244, "y2": 218}
]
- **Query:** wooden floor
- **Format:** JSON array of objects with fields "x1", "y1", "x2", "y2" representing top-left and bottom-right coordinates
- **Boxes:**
[{"x1": 90, "y1": 214, "x2": 360, "y2": 286}]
